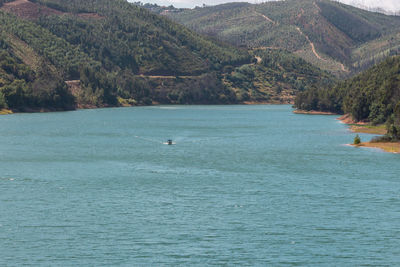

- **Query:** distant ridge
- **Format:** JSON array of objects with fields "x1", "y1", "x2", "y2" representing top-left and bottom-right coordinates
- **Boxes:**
[{"x1": 162, "y1": 0, "x2": 400, "y2": 76}]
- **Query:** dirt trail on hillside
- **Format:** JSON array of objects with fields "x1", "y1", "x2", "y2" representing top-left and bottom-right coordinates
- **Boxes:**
[
  {"x1": 339, "y1": 63, "x2": 347, "y2": 72},
  {"x1": 313, "y1": 1, "x2": 321, "y2": 13},
  {"x1": 136, "y1": 74, "x2": 195, "y2": 79},
  {"x1": 295, "y1": 7, "x2": 325, "y2": 61},
  {"x1": 255, "y1": 12, "x2": 275, "y2": 24},
  {"x1": 295, "y1": 26, "x2": 324, "y2": 60}
]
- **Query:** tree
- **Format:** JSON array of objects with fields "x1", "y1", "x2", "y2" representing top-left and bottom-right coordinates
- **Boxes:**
[
  {"x1": 2, "y1": 80, "x2": 27, "y2": 108},
  {"x1": 0, "y1": 91, "x2": 7, "y2": 109},
  {"x1": 354, "y1": 134, "x2": 361, "y2": 145}
]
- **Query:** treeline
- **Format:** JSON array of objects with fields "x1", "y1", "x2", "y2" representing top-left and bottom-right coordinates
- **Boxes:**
[
  {"x1": 132, "y1": 2, "x2": 179, "y2": 15},
  {"x1": 295, "y1": 55, "x2": 400, "y2": 140}
]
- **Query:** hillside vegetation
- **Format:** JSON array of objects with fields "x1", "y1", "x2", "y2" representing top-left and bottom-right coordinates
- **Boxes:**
[
  {"x1": 295, "y1": 55, "x2": 400, "y2": 140},
  {"x1": 0, "y1": 0, "x2": 334, "y2": 111},
  {"x1": 166, "y1": 0, "x2": 400, "y2": 76},
  {"x1": 223, "y1": 49, "x2": 334, "y2": 103}
]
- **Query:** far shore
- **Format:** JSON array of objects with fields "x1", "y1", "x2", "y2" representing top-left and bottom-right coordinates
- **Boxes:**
[
  {"x1": 243, "y1": 101, "x2": 291, "y2": 105},
  {"x1": 293, "y1": 109, "x2": 337, "y2": 115},
  {"x1": 0, "y1": 107, "x2": 76, "y2": 115},
  {"x1": 0, "y1": 102, "x2": 295, "y2": 115}
]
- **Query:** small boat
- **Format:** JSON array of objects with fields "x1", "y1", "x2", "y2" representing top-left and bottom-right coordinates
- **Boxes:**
[{"x1": 167, "y1": 139, "x2": 173, "y2": 145}]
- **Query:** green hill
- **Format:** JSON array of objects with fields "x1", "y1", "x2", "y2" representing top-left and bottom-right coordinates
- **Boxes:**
[
  {"x1": 166, "y1": 0, "x2": 400, "y2": 76},
  {"x1": 0, "y1": 0, "x2": 250, "y2": 110},
  {"x1": 294, "y1": 55, "x2": 400, "y2": 140},
  {"x1": 0, "y1": 0, "x2": 334, "y2": 111}
]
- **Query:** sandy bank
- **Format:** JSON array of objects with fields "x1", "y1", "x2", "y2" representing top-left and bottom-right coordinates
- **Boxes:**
[
  {"x1": 352, "y1": 142, "x2": 400, "y2": 154},
  {"x1": 337, "y1": 114, "x2": 387, "y2": 135},
  {"x1": 243, "y1": 101, "x2": 287, "y2": 105},
  {"x1": 349, "y1": 125, "x2": 387, "y2": 135},
  {"x1": 340, "y1": 114, "x2": 398, "y2": 153},
  {"x1": 293, "y1": 109, "x2": 337, "y2": 115},
  {"x1": 0, "y1": 109, "x2": 13, "y2": 115}
]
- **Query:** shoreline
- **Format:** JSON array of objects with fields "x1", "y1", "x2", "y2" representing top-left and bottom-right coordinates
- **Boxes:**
[
  {"x1": 243, "y1": 101, "x2": 293, "y2": 105},
  {"x1": 292, "y1": 111, "x2": 398, "y2": 154},
  {"x1": 337, "y1": 114, "x2": 387, "y2": 135},
  {"x1": 293, "y1": 109, "x2": 338, "y2": 115},
  {"x1": 348, "y1": 124, "x2": 387, "y2": 135},
  {"x1": 0, "y1": 102, "x2": 294, "y2": 115},
  {"x1": 339, "y1": 115, "x2": 399, "y2": 154},
  {"x1": 0, "y1": 109, "x2": 13, "y2": 115},
  {"x1": 352, "y1": 142, "x2": 400, "y2": 154}
]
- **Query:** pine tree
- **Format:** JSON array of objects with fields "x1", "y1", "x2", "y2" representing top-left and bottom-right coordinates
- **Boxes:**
[{"x1": 354, "y1": 134, "x2": 361, "y2": 145}]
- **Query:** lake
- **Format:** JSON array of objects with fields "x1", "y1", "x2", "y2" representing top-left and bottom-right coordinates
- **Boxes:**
[{"x1": 1, "y1": 105, "x2": 399, "y2": 266}]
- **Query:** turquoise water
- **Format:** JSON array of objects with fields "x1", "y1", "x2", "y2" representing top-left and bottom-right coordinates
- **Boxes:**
[{"x1": 1, "y1": 105, "x2": 399, "y2": 266}]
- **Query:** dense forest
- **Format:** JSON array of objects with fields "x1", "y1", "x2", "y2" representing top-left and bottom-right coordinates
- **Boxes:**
[
  {"x1": 0, "y1": 0, "x2": 334, "y2": 111},
  {"x1": 165, "y1": 0, "x2": 400, "y2": 77},
  {"x1": 294, "y1": 55, "x2": 400, "y2": 141}
]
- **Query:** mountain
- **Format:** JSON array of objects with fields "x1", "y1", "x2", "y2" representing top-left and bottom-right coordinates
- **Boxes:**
[
  {"x1": 165, "y1": 0, "x2": 400, "y2": 77},
  {"x1": 0, "y1": 0, "x2": 334, "y2": 111},
  {"x1": 294, "y1": 55, "x2": 400, "y2": 139}
]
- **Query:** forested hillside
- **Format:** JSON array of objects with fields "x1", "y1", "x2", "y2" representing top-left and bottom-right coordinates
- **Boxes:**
[
  {"x1": 0, "y1": 0, "x2": 249, "y2": 110},
  {"x1": 166, "y1": 0, "x2": 400, "y2": 76},
  {"x1": 0, "y1": 0, "x2": 334, "y2": 111},
  {"x1": 222, "y1": 49, "x2": 334, "y2": 103},
  {"x1": 295, "y1": 55, "x2": 400, "y2": 140}
]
